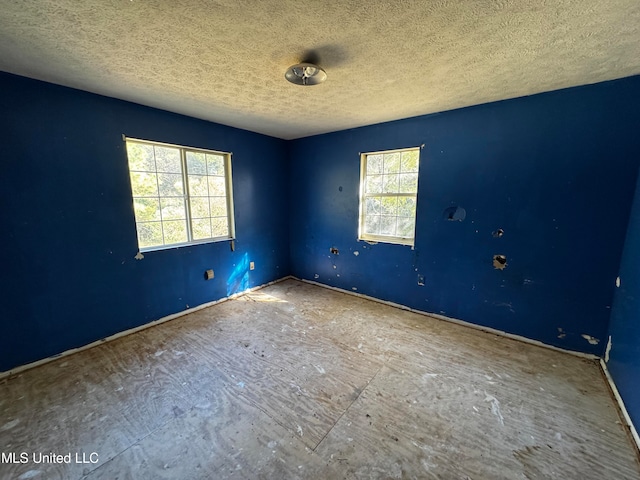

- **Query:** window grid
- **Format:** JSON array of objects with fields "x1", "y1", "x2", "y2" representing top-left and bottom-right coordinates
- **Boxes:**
[
  {"x1": 359, "y1": 147, "x2": 420, "y2": 246},
  {"x1": 181, "y1": 149, "x2": 193, "y2": 242},
  {"x1": 153, "y1": 147, "x2": 165, "y2": 245},
  {"x1": 126, "y1": 138, "x2": 234, "y2": 252}
]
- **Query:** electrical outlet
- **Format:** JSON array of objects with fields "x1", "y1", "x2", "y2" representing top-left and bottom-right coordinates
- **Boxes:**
[
  {"x1": 249, "y1": 262, "x2": 255, "y2": 270},
  {"x1": 205, "y1": 269, "x2": 214, "y2": 280}
]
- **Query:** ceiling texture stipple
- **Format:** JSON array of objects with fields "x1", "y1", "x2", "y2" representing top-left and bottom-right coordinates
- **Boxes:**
[{"x1": 1, "y1": 0, "x2": 639, "y2": 140}]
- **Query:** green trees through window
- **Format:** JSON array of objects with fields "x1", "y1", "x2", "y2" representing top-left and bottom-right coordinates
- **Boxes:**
[
  {"x1": 126, "y1": 138, "x2": 235, "y2": 251},
  {"x1": 359, "y1": 147, "x2": 420, "y2": 246}
]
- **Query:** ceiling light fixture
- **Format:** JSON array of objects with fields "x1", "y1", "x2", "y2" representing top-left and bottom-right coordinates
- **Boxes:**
[{"x1": 285, "y1": 62, "x2": 327, "y2": 86}]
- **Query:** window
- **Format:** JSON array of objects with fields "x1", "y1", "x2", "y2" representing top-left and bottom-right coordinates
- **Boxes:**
[
  {"x1": 358, "y1": 147, "x2": 420, "y2": 246},
  {"x1": 125, "y1": 137, "x2": 235, "y2": 251}
]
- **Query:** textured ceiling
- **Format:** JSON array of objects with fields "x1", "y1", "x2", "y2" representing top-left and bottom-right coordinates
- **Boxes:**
[{"x1": 1, "y1": 1, "x2": 639, "y2": 140}]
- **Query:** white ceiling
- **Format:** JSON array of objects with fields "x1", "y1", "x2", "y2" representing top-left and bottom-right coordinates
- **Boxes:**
[{"x1": 1, "y1": 0, "x2": 639, "y2": 140}]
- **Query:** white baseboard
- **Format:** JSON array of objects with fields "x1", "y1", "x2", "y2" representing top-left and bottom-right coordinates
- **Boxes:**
[
  {"x1": 0, "y1": 275, "x2": 294, "y2": 380},
  {"x1": 600, "y1": 359, "x2": 640, "y2": 453},
  {"x1": 299, "y1": 278, "x2": 599, "y2": 360}
]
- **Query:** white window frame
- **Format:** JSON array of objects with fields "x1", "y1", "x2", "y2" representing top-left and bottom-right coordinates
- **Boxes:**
[
  {"x1": 125, "y1": 137, "x2": 235, "y2": 252},
  {"x1": 358, "y1": 146, "x2": 420, "y2": 246}
]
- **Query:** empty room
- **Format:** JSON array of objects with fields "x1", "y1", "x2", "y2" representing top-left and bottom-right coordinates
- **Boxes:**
[{"x1": 1, "y1": 1, "x2": 640, "y2": 479}]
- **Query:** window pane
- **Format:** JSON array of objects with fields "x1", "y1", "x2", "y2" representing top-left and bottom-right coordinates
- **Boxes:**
[
  {"x1": 160, "y1": 197, "x2": 186, "y2": 220},
  {"x1": 365, "y1": 175, "x2": 382, "y2": 194},
  {"x1": 192, "y1": 218, "x2": 212, "y2": 240},
  {"x1": 383, "y1": 153, "x2": 400, "y2": 174},
  {"x1": 158, "y1": 173, "x2": 184, "y2": 196},
  {"x1": 208, "y1": 176, "x2": 226, "y2": 196},
  {"x1": 397, "y1": 217, "x2": 415, "y2": 237},
  {"x1": 154, "y1": 146, "x2": 181, "y2": 173},
  {"x1": 211, "y1": 217, "x2": 228, "y2": 237},
  {"x1": 364, "y1": 215, "x2": 380, "y2": 235},
  {"x1": 366, "y1": 154, "x2": 383, "y2": 174},
  {"x1": 130, "y1": 172, "x2": 158, "y2": 197},
  {"x1": 382, "y1": 174, "x2": 399, "y2": 193},
  {"x1": 189, "y1": 197, "x2": 210, "y2": 218},
  {"x1": 398, "y1": 173, "x2": 418, "y2": 193},
  {"x1": 137, "y1": 222, "x2": 163, "y2": 248},
  {"x1": 400, "y1": 150, "x2": 419, "y2": 172},
  {"x1": 188, "y1": 175, "x2": 208, "y2": 196},
  {"x1": 162, "y1": 220, "x2": 188, "y2": 244},
  {"x1": 207, "y1": 154, "x2": 225, "y2": 176},
  {"x1": 365, "y1": 197, "x2": 381, "y2": 215},
  {"x1": 210, "y1": 197, "x2": 228, "y2": 217},
  {"x1": 186, "y1": 151, "x2": 206, "y2": 175},
  {"x1": 380, "y1": 216, "x2": 397, "y2": 235},
  {"x1": 380, "y1": 197, "x2": 398, "y2": 215},
  {"x1": 127, "y1": 143, "x2": 155, "y2": 171},
  {"x1": 133, "y1": 197, "x2": 161, "y2": 222},
  {"x1": 397, "y1": 197, "x2": 416, "y2": 217}
]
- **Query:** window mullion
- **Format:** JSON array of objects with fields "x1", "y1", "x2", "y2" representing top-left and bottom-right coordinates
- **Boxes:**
[
  {"x1": 152, "y1": 146, "x2": 166, "y2": 246},
  {"x1": 364, "y1": 193, "x2": 415, "y2": 198},
  {"x1": 181, "y1": 148, "x2": 193, "y2": 243}
]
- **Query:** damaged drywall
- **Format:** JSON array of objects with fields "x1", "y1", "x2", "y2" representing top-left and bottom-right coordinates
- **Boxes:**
[
  {"x1": 443, "y1": 206, "x2": 466, "y2": 221},
  {"x1": 493, "y1": 255, "x2": 507, "y2": 270},
  {"x1": 605, "y1": 336, "x2": 612, "y2": 362},
  {"x1": 581, "y1": 334, "x2": 600, "y2": 345}
]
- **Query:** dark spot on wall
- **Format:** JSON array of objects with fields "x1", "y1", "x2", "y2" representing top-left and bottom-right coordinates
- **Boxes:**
[
  {"x1": 338, "y1": 186, "x2": 343, "y2": 192},
  {"x1": 443, "y1": 206, "x2": 466, "y2": 221},
  {"x1": 492, "y1": 228, "x2": 504, "y2": 238},
  {"x1": 330, "y1": 247, "x2": 339, "y2": 255},
  {"x1": 493, "y1": 254, "x2": 507, "y2": 270}
]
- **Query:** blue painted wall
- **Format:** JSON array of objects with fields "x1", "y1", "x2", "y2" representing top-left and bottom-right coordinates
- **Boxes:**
[
  {"x1": 607, "y1": 165, "x2": 640, "y2": 430},
  {"x1": 0, "y1": 72, "x2": 290, "y2": 372},
  {"x1": 3, "y1": 69, "x2": 640, "y2": 374},
  {"x1": 289, "y1": 76, "x2": 640, "y2": 356}
]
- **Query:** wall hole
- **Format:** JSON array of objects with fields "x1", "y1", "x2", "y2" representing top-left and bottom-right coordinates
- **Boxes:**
[
  {"x1": 493, "y1": 254, "x2": 507, "y2": 270},
  {"x1": 443, "y1": 206, "x2": 466, "y2": 221},
  {"x1": 330, "y1": 247, "x2": 339, "y2": 255},
  {"x1": 492, "y1": 228, "x2": 504, "y2": 238}
]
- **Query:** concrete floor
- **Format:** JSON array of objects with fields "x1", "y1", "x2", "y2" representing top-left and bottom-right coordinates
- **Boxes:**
[{"x1": 1, "y1": 278, "x2": 639, "y2": 479}]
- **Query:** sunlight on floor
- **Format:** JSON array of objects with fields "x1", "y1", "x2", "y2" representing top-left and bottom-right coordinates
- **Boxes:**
[{"x1": 243, "y1": 291, "x2": 288, "y2": 303}]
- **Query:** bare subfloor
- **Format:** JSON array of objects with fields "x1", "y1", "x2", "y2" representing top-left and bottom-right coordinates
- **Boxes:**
[{"x1": 1, "y1": 279, "x2": 639, "y2": 479}]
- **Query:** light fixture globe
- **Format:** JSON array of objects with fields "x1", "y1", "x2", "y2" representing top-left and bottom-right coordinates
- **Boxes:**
[{"x1": 285, "y1": 62, "x2": 327, "y2": 86}]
